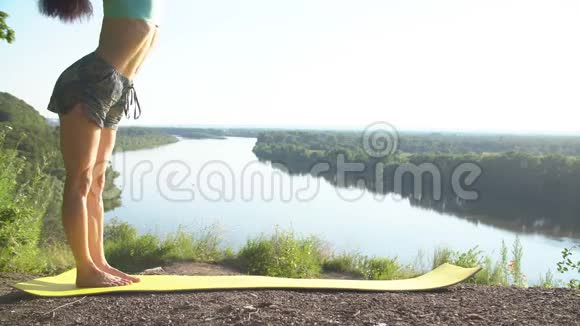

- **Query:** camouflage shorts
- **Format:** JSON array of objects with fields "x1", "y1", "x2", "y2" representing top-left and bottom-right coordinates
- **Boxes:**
[{"x1": 47, "y1": 52, "x2": 134, "y2": 129}]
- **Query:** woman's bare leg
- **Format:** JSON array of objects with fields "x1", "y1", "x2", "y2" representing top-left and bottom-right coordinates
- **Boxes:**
[
  {"x1": 60, "y1": 106, "x2": 131, "y2": 288},
  {"x1": 87, "y1": 127, "x2": 140, "y2": 282}
]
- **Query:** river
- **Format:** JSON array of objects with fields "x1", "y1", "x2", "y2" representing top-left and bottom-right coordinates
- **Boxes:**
[{"x1": 106, "y1": 137, "x2": 579, "y2": 283}]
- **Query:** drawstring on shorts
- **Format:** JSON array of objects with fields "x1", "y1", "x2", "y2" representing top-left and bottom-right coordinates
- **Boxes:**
[{"x1": 123, "y1": 83, "x2": 142, "y2": 119}]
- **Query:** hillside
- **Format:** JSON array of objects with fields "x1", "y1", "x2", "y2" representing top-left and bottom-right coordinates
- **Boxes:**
[
  {"x1": 0, "y1": 92, "x2": 61, "y2": 176},
  {"x1": 0, "y1": 92, "x2": 179, "y2": 269}
]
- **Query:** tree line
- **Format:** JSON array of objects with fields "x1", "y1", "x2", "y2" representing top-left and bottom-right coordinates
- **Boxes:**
[{"x1": 253, "y1": 130, "x2": 580, "y2": 236}]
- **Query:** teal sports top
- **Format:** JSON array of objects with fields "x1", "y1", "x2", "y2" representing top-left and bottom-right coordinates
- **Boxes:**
[{"x1": 103, "y1": 0, "x2": 160, "y2": 24}]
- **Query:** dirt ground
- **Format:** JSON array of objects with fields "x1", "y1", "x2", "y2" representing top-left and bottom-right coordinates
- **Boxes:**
[{"x1": 0, "y1": 263, "x2": 578, "y2": 326}]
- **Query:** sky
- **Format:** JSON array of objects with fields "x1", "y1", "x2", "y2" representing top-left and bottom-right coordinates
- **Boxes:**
[{"x1": 1, "y1": 0, "x2": 579, "y2": 133}]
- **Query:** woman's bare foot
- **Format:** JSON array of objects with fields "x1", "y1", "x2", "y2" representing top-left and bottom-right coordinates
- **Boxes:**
[
  {"x1": 97, "y1": 264, "x2": 141, "y2": 283},
  {"x1": 76, "y1": 266, "x2": 132, "y2": 288}
]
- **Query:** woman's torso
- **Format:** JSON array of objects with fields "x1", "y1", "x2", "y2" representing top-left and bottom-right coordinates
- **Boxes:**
[{"x1": 96, "y1": 0, "x2": 160, "y2": 80}]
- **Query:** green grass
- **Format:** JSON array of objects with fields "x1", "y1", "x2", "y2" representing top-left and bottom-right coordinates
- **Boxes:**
[
  {"x1": 40, "y1": 242, "x2": 75, "y2": 274},
  {"x1": 322, "y1": 252, "x2": 364, "y2": 276},
  {"x1": 163, "y1": 225, "x2": 227, "y2": 262},
  {"x1": 237, "y1": 226, "x2": 326, "y2": 278},
  {"x1": 103, "y1": 219, "x2": 231, "y2": 273},
  {"x1": 538, "y1": 270, "x2": 560, "y2": 288},
  {"x1": 322, "y1": 252, "x2": 418, "y2": 280},
  {"x1": 425, "y1": 239, "x2": 527, "y2": 286}
]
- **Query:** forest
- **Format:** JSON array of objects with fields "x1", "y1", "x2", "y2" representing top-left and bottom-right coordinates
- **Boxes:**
[{"x1": 253, "y1": 130, "x2": 580, "y2": 236}]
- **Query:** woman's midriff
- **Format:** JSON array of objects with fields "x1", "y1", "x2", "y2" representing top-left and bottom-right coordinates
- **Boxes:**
[{"x1": 96, "y1": 18, "x2": 159, "y2": 80}]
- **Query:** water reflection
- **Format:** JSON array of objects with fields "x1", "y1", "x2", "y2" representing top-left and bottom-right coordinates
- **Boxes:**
[{"x1": 264, "y1": 159, "x2": 580, "y2": 241}]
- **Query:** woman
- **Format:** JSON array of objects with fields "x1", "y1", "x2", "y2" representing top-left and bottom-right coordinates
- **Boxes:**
[{"x1": 40, "y1": 0, "x2": 160, "y2": 287}]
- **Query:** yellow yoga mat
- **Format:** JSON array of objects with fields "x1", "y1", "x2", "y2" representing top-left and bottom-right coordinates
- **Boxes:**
[{"x1": 13, "y1": 263, "x2": 480, "y2": 297}]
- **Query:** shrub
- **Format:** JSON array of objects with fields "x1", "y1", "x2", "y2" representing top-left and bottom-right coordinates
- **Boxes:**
[
  {"x1": 104, "y1": 220, "x2": 231, "y2": 273},
  {"x1": 237, "y1": 227, "x2": 324, "y2": 278},
  {"x1": 363, "y1": 257, "x2": 402, "y2": 280},
  {"x1": 163, "y1": 225, "x2": 225, "y2": 262},
  {"x1": 452, "y1": 246, "x2": 484, "y2": 268},
  {"x1": 41, "y1": 242, "x2": 74, "y2": 274},
  {"x1": 323, "y1": 253, "x2": 408, "y2": 280},
  {"x1": 509, "y1": 237, "x2": 526, "y2": 287},
  {"x1": 497, "y1": 240, "x2": 509, "y2": 286},
  {"x1": 104, "y1": 219, "x2": 171, "y2": 272},
  {"x1": 432, "y1": 246, "x2": 454, "y2": 269},
  {"x1": 538, "y1": 270, "x2": 560, "y2": 288},
  {"x1": 0, "y1": 201, "x2": 47, "y2": 272},
  {"x1": 556, "y1": 246, "x2": 579, "y2": 289},
  {"x1": 0, "y1": 132, "x2": 53, "y2": 273},
  {"x1": 429, "y1": 240, "x2": 524, "y2": 286},
  {"x1": 323, "y1": 252, "x2": 366, "y2": 277}
]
